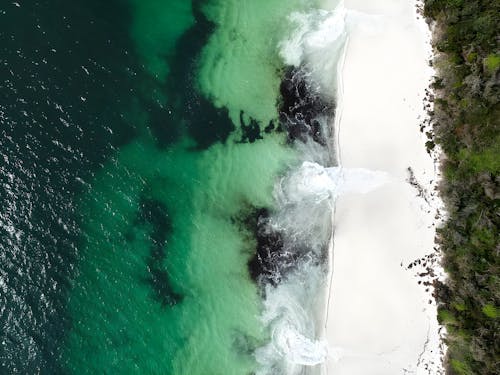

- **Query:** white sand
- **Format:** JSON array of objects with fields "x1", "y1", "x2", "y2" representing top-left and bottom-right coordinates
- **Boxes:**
[{"x1": 324, "y1": 1, "x2": 444, "y2": 374}]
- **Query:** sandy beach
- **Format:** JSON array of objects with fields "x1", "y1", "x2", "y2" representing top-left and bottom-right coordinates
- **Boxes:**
[{"x1": 324, "y1": 1, "x2": 444, "y2": 374}]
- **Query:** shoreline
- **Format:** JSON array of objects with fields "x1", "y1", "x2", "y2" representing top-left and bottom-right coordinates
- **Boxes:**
[{"x1": 323, "y1": 1, "x2": 444, "y2": 374}]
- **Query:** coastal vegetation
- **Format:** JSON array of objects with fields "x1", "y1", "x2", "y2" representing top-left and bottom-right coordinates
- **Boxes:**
[{"x1": 423, "y1": 1, "x2": 499, "y2": 374}]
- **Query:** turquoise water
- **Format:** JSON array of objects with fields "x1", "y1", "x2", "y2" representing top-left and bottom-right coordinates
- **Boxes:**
[{"x1": 0, "y1": 0, "x2": 345, "y2": 373}]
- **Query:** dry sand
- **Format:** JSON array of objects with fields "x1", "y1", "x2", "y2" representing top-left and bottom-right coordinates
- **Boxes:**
[{"x1": 324, "y1": 1, "x2": 444, "y2": 374}]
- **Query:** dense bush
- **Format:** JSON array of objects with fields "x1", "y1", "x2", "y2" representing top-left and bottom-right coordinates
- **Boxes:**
[{"x1": 423, "y1": 1, "x2": 499, "y2": 374}]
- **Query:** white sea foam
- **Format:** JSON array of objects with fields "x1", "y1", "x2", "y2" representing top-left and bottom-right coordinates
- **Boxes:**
[
  {"x1": 282, "y1": 161, "x2": 389, "y2": 203},
  {"x1": 279, "y1": 2, "x2": 347, "y2": 97},
  {"x1": 256, "y1": 261, "x2": 328, "y2": 375}
]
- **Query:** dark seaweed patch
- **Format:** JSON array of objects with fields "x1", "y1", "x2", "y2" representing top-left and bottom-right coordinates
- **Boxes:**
[
  {"x1": 136, "y1": 198, "x2": 182, "y2": 307},
  {"x1": 279, "y1": 66, "x2": 334, "y2": 146},
  {"x1": 239, "y1": 111, "x2": 264, "y2": 143},
  {"x1": 239, "y1": 207, "x2": 296, "y2": 286},
  {"x1": 264, "y1": 120, "x2": 275, "y2": 134},
  {"x1": 232, "y1": 330, "x2": 259, "y2": 357},
  {"x1": 184, "y1": 96, "x2": 235, "y2": 150},
  {"x1": 154, "y1": 0, "x2": 235, "y2": 150},
  {"x1": 143, "y1": 99, "x2": 181, "y2": 148},
  {"x1": 237, "y1": 204, "x2": 327, "y2": 287}
]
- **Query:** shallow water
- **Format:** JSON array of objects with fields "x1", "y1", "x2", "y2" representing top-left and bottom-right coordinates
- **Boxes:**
[{"x1": 0, "y1": 0, "x2": 346, "y2": 373}]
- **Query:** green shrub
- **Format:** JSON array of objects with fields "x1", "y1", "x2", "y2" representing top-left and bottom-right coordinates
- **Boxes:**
[
  {"x1": 451, "y1": 359, "x2": 473, "y2": 375},
  {"x1": 483, "y1": 54, "x2": 500, "y2": 73},
  {"x1": 481, "y1": 305, "x2": 499, "y2": 319},
  {"x1": 439, "y1": 309, "x2": 458, "y2": 325}
]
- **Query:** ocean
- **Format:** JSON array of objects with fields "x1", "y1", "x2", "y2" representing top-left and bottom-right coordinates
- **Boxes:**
[{"x1": 0, "y1": 1, "x2": 346, "y2": 373}]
